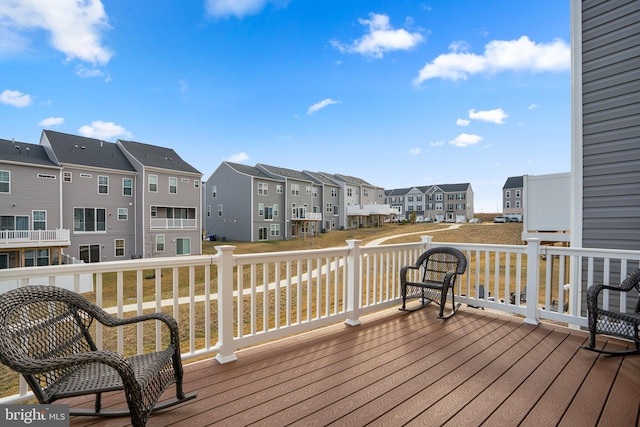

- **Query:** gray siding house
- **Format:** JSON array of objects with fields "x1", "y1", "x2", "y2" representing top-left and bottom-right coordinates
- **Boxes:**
[
  {"x1": 503, "y1": 176, "x2": 524, "y2": 217},
  {"x1": 302, "y1": 171, "x2": 342, "y2": 232},
  {"x1": 573, "y1": 0, "x2": 640, "y2": 253},
  {"x1": 205, "y1": 162, "x2": 285, "y2": 242},
  {"x1": 118, "y1": 140, "x2": 202, "y2": 258},
  {"x1": 0, "y1": 139, "x2": 68, "y2": 268},
  {"x1": 385, "y1": 183, "x2": 474, "y2": 222},
  {"x1": 40, "y1": 130, "x2": 138, "y2": 263}
]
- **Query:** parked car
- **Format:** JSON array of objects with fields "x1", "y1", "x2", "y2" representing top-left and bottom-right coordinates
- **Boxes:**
[
  {"x1": 469, "y1": 218, "x2": 482, "y2": 223},
  {"x1": 494, "y1": 216, "x2": 506, "y2": 223}
]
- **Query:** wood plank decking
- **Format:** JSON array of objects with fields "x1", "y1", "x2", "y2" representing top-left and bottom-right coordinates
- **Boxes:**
[{"x1": 70, "y1": 306, "x2": 640, "y2": 427}]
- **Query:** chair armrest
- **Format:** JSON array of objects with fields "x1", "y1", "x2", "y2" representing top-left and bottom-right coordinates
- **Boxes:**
[
  {"x1": 400, "y1": 265, "x2": 420, "y2": 285},
  {"x1": 13, "y1": 349, "x2": 132, "y2": 377}
]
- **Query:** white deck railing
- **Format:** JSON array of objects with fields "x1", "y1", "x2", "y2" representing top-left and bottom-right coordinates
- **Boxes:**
[
  {"x1": 1, "y1": 236, "x2": 639, "y2": 402},
  {"x1": 0, "y1": 229, "x2": 70, "y2": 247}
]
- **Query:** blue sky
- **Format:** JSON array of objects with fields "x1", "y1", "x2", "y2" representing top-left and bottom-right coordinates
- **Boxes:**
[{"x1": 0, "y1": 0, "x2": 571, "y2": 212}]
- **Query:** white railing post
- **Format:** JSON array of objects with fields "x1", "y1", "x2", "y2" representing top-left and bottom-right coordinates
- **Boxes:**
[
  {"x1": 345, "y1": 240, "x2": 362, "y2": 326},
  {"x1": 215, "y1": 245, "x2": 238, "y2": 364},
  {"x1": 524, "y1": 238, "x2": 541, "y2": 325}
]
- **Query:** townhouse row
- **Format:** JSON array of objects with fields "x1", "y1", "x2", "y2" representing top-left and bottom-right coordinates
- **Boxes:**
[
  {"x1": 0, "y1": 130, "x2": 202, "y2": 268},
  {"x1": 384, "y1": 184, "x2": 474, "y2": 223}
]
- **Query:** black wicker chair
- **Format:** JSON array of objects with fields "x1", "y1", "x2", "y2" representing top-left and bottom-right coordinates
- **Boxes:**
[
  {"x1": 582, "y1": 269, "x2": 640, "y2": 356},
  {"x1": 400, "y1": 247, "x2": 467, "y2": 319},
  {"x1": 0, "y1": 285, "x2": 197, "y2": 426}
]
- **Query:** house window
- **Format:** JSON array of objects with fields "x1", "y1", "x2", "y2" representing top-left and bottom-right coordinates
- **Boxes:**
[
  {"x1": 516, "y1": 201, "x2": 521, "y2": 208},
  {"x1": 326, "y1": 202, "x2": 333, "y2": 213},
  {"x1": 218, "y1": 205, "x2": 223, "y2": 216},
  {"x1": 123, "y1": 178, "x2": 133, "y2": 196},
  {"x1": 270, "y1": 224, "x2": 280, "y2": 237},
  {"x1": 435, "y1": 194, "x2": 443, "y2": 201},
  {"x1": 115, "y1": 239, "x2": 125, "y2": 257},
  {"x1": 273, "y1": 204, "x2": 278, "y2": 217},
  {"x1": 333, "y1": 205, "x2": 339, "y2": 215},
  {"x1": 265, "y1": 206, "x2": 273, "y2": 220},
  {"x1": 506, "y1": 201, "x2": 511, "y2": 208},
  {"x1": 258, "y1": 203, "x2": 264, "y2": 216},
  {"x1": 149, "y1": 174, "x2": 158, "y2": 192},
  {"x1": 312, "y1": 188, "x2": 318, "y2": 198},
  {"x1": 33, "y1": 210, "x2": 46, "y2": 230},
  {"x1": 516, "y1": 190, "x2": 521, "y2": 198},
  {"x1": 150, "y1": 206, "x2": 157, "y2": 217},
  {"x1": 331, "y1": 188, "x2": 337, "y2": 197},
  {"x1": 207, "y1": 205, "x2": 211, "y2": 217},
  {"x1": 98, "y1": 176, "x2": 108, "y2": 194},
  {"x1": 63, "y1": 171, "x2": 72, "y2": 182},
  {"x1": 435, "y1": 203, "x2": 443, "y2": 210},
  {"x1": 306, "y1": 185, "x2": 312, "y2": 194},
  {"x1": 211, "y1": 185, "x2": 217, "y2": 197},
  {"x1": 506, "y1": 190, "x2": 511, "y2": 198},
  {"x1": 169, "y1": 177, "x2": 177, "y2": 194},
  {"x1": 0, "y1": 170, "x2": 9, "y2": 193},
  {"x1": 79, "y1": 244, "x2": 100, "y2": 263},
  {"x1": 363, "y1": 189, "x2": 368, "y2": 197},
  {"x1": 258, "y1": 227, "x2": 268, "y2": 241},
  {"x1": 291, "y1": 184, "x2": 299, "y2": 196},
  {"x1": 194, "y1": 180, "x2": 200, "y2": 188},
  {"x1": 347, "y1": 188, "x2": 352, "y2": 197},
  {"x1": 176, "y1": 238, "x2": 191, "y2": 255},
  {"x1": 408, "y1": 196, "x2": 413, "y2": 202},
  {"x1": 118, "y1": 208, "x2": 128, "y2": 220},
  {"x1": 258, "y1": 182, "x2": 268, "y2": 195},
  {"x1": 156, "y1": 235, "x2": 165, "y2": 252},
  {"x1": 25, "y1": 249, "x2": 49, "y2": 267},
  {"x1": 276, "y1": 184, "x2": 283, "y2": 194},
  {"x1": 73, "y1": 208, "x2": 106, "y2": 232}
]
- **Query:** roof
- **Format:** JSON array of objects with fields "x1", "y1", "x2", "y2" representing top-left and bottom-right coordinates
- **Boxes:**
[
  {"x1": 257, "y1": 164, "x2": 313, "y2": 182},
  {"x1": 0, "y1": 138, "x2": 58, "y2": 167},
  {"x1": 118, "y1": 139, "x2": 201, "y2": 174},
  {"x1": 42, "y1": 130, "x2": 135, "y2": 172},
  {"x1": 224, "y1": 162, "x2": 282, "y2": 180},
  {"x1": 332, "y1": 173, "x2": 374, "y2": 187},
  {"x1": 503, "y1": 176, "x2": 524, "y2": 189},
  {"x1": 302, "y1": 171, "x2": 339, "y2": 186}
]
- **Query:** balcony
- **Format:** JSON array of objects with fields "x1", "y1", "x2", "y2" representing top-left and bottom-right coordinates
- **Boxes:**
[
  {"x1": 0, "y1": 237, "x2": 638, "y2": 425},
  {"x1": 347, "y1": 203, "x2": 394, "y2": 216},
  {"x1": 149, "y1": 218, "x2": 197, "y2": 229},
  {"x1": 0, "y1": 229, "x2": 70, "y2": 249}
]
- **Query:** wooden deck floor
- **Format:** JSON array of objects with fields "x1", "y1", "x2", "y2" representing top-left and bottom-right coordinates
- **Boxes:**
[{"x1": 70, "y1": 306, "x2": 640, "y2": 427}]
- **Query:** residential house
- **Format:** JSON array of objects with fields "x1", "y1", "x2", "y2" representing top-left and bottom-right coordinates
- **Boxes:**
[
  {"x1": 40, "y1": 130, "x2": 137, "y2": 263},
  {"x1": 118, "y1": 139, "x2": 202, "y2": 258},
  {"x1": 329, "y1": 174, "x2": 387, "y2": 228},
  {"x1": 570, "y1": 0, "x2": 640, "y2": 290},
  {"x1": 502, "y1": 176, "x2": 524, "y2": 217},
  {"x1": 257, "y1": 164, "x2": 322, "y2": 239},
  {"x1": 385, "y1": 183, "x2": 474, "y2": 222},
  {"x1": 302, "y1": 170, "x2": 342, "y2": 232},
  {"x1": 205, "y1": 161, "x2": 285, "y2": 242},
  {"x1": 0, "y1": 138, "x2": 69, "y2": 268}
]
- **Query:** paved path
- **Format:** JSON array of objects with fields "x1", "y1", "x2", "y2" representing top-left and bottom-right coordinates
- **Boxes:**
[{"x1": 365, "y1": 223, "x2": 462, "y2": 246}]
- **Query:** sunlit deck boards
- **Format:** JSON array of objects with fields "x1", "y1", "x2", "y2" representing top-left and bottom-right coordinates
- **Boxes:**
[{"x1": 70, "y1": 306, "x2": 640, "y2": 427}]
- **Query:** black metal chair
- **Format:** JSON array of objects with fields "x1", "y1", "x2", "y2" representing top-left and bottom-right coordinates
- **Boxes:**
[
  {"x1": 0, "y1": 285, "x2": 197, "y2": 426},
  {"x1": 400, "y1": 247, "x2": 467, "y2": 319},
  {"x1": 582, "y1": 269, "x2": 640, "y2": 355}
]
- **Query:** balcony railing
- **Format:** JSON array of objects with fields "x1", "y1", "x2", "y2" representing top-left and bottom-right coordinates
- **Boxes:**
[
  {"x1": 0, "y1": 236, "x2": 639, "y2": 403},
  {"x1": 347, "y1": 204, "x2": 393, "y2": 216},
  {"x1": 150, "y1": 218, "x2": 197, "y2": 229},
  {"x1": 0, "y1": 229, "x2": 70, "y2": 248}
]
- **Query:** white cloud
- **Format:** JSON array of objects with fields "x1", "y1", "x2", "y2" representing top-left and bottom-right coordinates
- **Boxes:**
[
  {"x1": 0, "y1": 89, "x2": 32, "y2": 107},
  {"x1": 528, "y1": 103, "x2": 540, "y2": 110},
  {"x1": 449, "y1": 133, "x2": 482, "y2": 147},
  {"x1": 456, "y1": 118, "x2": 470, "y2": 126},
  {"x1": 75, "y1": 65, "x2": 110, "y2": 81},
  {"x1": 205, "y1": 0, "x2": 289, "y2": 18},
  {"x1": 38, "y1": 117, "x2": 64, "y2": 127},
  {"x1": 414, "y1": 35, "x2": 570, "y2": 84},
  {"x1": 331, "y1": 13, "x2": 424, "y2": 58},
  {"x1": 0, "y1": 0, "x2": 113, "y2": 65},
  {"x1": 78, "y1": 121, "x2": 132, "y2": 140},
  {"x1": 307, "y1": 98, "x2": 339, "y2": 115},
  {"x1": 469, "y1": 108, "x2": 508, "y2": 124},
  {"x1": 409, "y1": 148, "x2": 421, "y2": 155},
  {"x1": 430, "y1": 140, "x2": 445, "y2": 147},
  {"x1": 227, "y1": 152, "x2": 249, "y2": 163}
]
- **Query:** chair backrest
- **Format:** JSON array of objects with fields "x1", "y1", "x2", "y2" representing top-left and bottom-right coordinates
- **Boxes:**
[
  {"x1": 0, "y1": 286, "x2": 99, "y2": 388},
  {"x1": 415, "y1": 247, "x2": 467, "y2": 285},
  {"x1": 620, "y1": 269, "x2": 640, "y2": 314}
]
